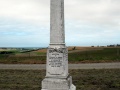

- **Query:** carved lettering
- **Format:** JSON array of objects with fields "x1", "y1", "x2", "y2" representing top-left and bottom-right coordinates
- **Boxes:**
[{"x1": 48, "y1": 48, "x2": 64, "y2": 68}]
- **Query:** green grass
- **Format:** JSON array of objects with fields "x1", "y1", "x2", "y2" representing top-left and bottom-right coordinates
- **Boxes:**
[
  {"x1": 0, "y1": 56, "x2": 46, "y2": 64},
  {"x1": 0, "y1": 48, "x2": 120, "y2": 64},
  {"x1": 35, "y1": 52, "x2": 46, "y2": 55},
  {"x1": 0, "y1": 69, "x2": 120, "y2": 90},
  {"x1": 68, "y1": 48, "x2": 120, "y2": 63}
]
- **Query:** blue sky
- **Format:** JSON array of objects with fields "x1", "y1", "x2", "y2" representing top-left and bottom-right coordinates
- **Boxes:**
[{"x1": 0, "y1": 0, "x2": 120, "y2": 47}]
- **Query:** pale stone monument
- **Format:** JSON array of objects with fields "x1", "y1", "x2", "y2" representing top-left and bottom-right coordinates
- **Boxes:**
[{"x1": 41, "y1": 0, "x2": 76, "y2": 90}]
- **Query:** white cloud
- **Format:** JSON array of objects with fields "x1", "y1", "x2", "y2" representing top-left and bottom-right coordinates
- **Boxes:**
[
  {"x1": 65, "y1": 0, "x2": 120, "y2": 27},
  {"x1": 0, "y1": 0, "x2": 50, "y2": 26},
  {"x1": 0, "y1": 0, "x2": 120, "y2": 27},
  {"x1": 0, "y1": 0, "x2": 120, "y2": 46}
]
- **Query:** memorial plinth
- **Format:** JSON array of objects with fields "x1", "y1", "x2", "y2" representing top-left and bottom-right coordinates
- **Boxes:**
[{"x1": 41, "y1": 0, "x2": 76, "y2": 90}]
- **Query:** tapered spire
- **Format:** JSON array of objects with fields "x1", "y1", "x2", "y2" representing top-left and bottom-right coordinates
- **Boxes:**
[
  {"x1": 50, "y1": 0, "x2": 65, "y2": 45},
  {"x1": 41, "y1": 0, "x2": 76, "y2": 89}
]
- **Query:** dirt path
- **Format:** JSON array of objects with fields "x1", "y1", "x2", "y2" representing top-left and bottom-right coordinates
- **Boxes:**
[{"x1": 0, "y1": 62, "x2": 120, "y2": 70}]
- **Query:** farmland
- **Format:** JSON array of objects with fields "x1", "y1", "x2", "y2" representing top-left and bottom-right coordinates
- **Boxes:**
[
  {"x1": 0, "y1": 47, "x2": 120, "y2": 90},
  {"x1": 0, "y1": 47, "x2": 120, "y2": 64}
]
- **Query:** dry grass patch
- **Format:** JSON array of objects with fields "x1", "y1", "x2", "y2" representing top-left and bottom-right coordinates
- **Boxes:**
[{"x1": 0, "y1": 69, "x2": 120, "y2": 90}]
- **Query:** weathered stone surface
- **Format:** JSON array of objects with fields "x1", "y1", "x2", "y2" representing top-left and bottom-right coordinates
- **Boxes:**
[
  {"x1": 50, "y1": 0, "x2": 65, "y2": 44},
  {"x1": 42, "y1": 76, "x2": 76, "y2": 90},
  {"x1": 46, "y1": 47, "x2": 68, "y2": 77},
  {"x1": 41, "y1": 0, "x2": 76, "y2": 90}
]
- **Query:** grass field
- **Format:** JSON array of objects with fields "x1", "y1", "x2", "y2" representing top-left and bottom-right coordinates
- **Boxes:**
[
  {"x1": 0, "y1": 47, "x2": 120, "y2": 64},
  {"x1": 69, "y1": 47, "x2": 120, "y2": 63},
  {"x1": 0, "y1": 69, "x2": 120, "y2": 90}
]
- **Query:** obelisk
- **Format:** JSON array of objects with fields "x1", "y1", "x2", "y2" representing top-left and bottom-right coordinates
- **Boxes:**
[{"x1": 41, "y1": 0, "x2": 76, "y2": 90}]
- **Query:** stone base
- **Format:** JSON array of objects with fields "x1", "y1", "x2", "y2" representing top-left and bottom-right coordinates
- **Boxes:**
[{"x1": 41, "y1": 76, "x2": 76, "y2": 90}]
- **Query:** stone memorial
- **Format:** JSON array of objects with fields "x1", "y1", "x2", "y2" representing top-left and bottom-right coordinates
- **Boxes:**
[{"x1": 41, "y1": 0, "x2": 76, "y2": 90}]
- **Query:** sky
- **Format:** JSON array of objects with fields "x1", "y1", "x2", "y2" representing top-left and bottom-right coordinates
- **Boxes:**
[{"x1": 0, "y1": 0, "x2": 120, "y2": 47}]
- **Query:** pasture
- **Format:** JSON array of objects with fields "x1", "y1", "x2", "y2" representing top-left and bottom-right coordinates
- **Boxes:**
[{"x1": 0, "y1": 47, "x2": 120, "y2": 64}]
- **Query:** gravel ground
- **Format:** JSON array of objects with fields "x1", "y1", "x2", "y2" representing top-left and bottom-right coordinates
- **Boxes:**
[{"x1": 0, "y1": 62, "x2": 120, "y2": 70}]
